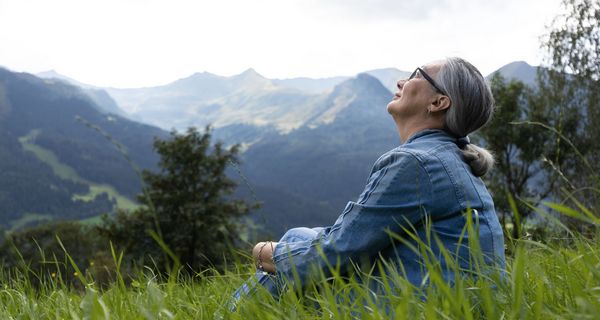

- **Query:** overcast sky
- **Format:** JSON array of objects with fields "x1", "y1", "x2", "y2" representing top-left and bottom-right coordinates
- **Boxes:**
[{"x1": 0, "y1": 0, "x2": 564, "y2": 88}]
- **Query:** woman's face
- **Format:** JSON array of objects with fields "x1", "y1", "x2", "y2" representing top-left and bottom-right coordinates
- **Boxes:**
[{"x1": 386, "y1": 61, "x2": 444, "y2": 121}]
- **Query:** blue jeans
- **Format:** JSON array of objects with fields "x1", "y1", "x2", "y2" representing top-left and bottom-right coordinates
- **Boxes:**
[{"x1": 228, "y1": 227, "x2": 323, "y2": 311}]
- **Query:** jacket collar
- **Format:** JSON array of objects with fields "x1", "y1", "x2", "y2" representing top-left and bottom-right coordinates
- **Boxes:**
[{"x1": 404, "y1": 129, "x2": 456, "y2": 145}]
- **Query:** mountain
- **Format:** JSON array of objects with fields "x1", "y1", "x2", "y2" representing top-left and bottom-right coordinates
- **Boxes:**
[
  {"x1": 36, "y1": 70, "x2": 128, "y2": 117},
  {"x1": 0, "y1": 68, "x2": 167, "y2": 229},
  {"x1": 488, "y1": 61, "x2": 539, "y2": 86}
]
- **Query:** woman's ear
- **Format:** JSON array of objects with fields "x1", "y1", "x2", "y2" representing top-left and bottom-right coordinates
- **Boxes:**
[{"x1": 430, "y1": 95, "x2": 451, "y2": 113}]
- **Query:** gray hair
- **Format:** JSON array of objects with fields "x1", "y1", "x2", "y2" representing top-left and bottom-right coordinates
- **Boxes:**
[{"x1": 436, "y1": 57, "x2": 495, "y2": 177}]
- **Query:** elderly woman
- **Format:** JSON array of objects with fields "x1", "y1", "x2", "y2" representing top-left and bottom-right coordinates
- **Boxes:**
[{"x1": 231, "y1": 57, "x2": 505, "y2": 307}]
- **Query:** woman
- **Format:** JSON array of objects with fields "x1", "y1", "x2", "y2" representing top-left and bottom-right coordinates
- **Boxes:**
[{"x1": 231, "y1": 57, "x2": 505, "y2": 308}]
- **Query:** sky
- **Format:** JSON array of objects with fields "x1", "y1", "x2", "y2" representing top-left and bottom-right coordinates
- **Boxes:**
[{"x1": 0, "y1": 0, "x2": 564, "y2": 88}]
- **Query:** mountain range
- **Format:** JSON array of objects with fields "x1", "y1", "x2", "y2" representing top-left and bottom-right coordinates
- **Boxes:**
[{"x1": 0, "y1": 61, "x2": 538, "y2": 236}]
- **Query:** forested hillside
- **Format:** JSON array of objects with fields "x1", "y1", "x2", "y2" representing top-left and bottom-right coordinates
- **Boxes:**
[{"x1": 0, "y1": 68, "x2": 167, "y2": 229}]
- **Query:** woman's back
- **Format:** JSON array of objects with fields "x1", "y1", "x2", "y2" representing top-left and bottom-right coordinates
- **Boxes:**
[{"x1": 369, "y1": 129, "x2": 505, "y2": 286}]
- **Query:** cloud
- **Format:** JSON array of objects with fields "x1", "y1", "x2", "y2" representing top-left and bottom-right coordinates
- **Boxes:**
[{"x1": 0, "y1": 0, "x2": 564, "y2": 87}]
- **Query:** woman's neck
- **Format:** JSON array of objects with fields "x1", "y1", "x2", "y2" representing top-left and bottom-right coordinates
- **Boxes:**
[{"x1": 395, "y1": 116, "x2": 445, "y2": 144}]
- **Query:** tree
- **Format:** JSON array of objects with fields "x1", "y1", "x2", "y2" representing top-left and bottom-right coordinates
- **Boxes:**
[
  {"x1": 479, "y1": 73, "x2": 553, "y2": 238},
  {"x1": 480, "y1": 0, "x2": 599, "y2": 236},
  {"x1": 99, "y1": 126, "x2": 252, "y2": 271},
  {"x1": 538, "y1": 0, "x2": 600, "y2": 213},
  {"x1": 543, "y1": 0, "x2": 599, "y2": 82}
]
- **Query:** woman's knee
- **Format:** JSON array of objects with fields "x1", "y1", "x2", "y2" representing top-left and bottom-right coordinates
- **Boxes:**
[{"x1": 279, "y1": 227, "x2": 318, "y2": 242}]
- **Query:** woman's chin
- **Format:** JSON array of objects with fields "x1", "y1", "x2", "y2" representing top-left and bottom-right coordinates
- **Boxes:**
[{"x1": 386, "y1": 101, "x2": 399, "y2": 114}]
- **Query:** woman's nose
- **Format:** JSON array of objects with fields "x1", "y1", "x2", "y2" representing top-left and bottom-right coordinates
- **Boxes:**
[{"x1": 396, "y1": 79, "x2": 406, "y2": 91}]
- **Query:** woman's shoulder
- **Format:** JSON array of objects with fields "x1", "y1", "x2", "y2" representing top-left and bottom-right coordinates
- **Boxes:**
[
  {"x1": 372, "y1": 140, "x2": 466, "y2": 185},
  {"x1": 371, "y1": 146, "x2": 430, "y2": 175}
]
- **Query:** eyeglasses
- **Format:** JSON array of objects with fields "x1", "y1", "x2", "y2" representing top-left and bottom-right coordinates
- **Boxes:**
[{"x1": 409, "y1": 67, "x2": 448, "y2": 96}]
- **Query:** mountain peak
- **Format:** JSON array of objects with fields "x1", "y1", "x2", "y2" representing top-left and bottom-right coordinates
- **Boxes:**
[
  {"x1": 356, "y1": 72, "x2": 379, "y2": 82},
  {"x1": 230, "y1": 68, "x2": 271, "y2": 90},
  {"x1": 237, "y1": 68, "x2": 264, "y2": 79},
  {"x1": 490, "y1": 61, "x2": 538, "y2": 86},
  {"x1": 503, "y1": 61, "x2": 532, "y2": 68},
  {"x1": 37, "y1": 69, "x2": 60, "y2": 77},
  {"x1": 190, "y1": 71, "x2": 219, "y2": 78},
  {"x1": 333, "y1": 72, "x2": 388, "y2": 95}
]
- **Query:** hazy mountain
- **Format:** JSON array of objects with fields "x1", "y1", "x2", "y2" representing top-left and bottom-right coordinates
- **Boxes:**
[
  {"x1": 106, "y1": 69, "x2": 333, "y2": 133},
  {"x1": 105, "y1": 69, "x2": 265, "y2": 115},
  {"x1": 365, "y1": 68, "x2": 411, "y2": 94},
  {"x1": 0, "y1": 67, "x2": 166, "y2": 229}
]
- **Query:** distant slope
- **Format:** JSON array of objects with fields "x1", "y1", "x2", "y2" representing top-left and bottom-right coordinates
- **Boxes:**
[{"x1": 37, "y1": 70, "x2": 128, "y2": 116}]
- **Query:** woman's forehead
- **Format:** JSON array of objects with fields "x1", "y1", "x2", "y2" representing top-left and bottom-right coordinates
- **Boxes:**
[{"x1": 421, "y1": 60, "x2": 445, "y2": 74}]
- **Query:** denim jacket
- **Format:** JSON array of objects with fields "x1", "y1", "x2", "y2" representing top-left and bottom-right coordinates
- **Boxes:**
[{"x1": 272, "y1": 129, "x2": 506, "y2": 289}]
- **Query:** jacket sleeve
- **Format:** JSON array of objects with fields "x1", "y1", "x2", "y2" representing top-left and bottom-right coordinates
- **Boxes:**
[{"x1": 272, "y1": 150, "x2": 432, "y2": 287}]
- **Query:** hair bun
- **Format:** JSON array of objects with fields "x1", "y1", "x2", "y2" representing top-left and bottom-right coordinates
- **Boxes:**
[{"x1": 461, "y1": 144, "x2": 494, "y2": 177}]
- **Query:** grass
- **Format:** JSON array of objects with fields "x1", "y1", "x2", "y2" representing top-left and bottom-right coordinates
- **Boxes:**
[
  {"x1": 17, "y1": 129, "x2": 139, "y2": 226},
  {"x1": 2, "y1": 216, "x2": 600, "y2": 319}
]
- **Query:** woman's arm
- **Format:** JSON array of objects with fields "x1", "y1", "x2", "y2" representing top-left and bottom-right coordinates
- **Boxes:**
[{"x1": 252, "y1": 227, "x2": 326, "y2": 273}]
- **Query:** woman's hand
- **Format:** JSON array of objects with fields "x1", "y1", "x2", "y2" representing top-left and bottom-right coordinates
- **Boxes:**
[{"x1": 252, "y1": 241, "x2": 278, "y2": 273}]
